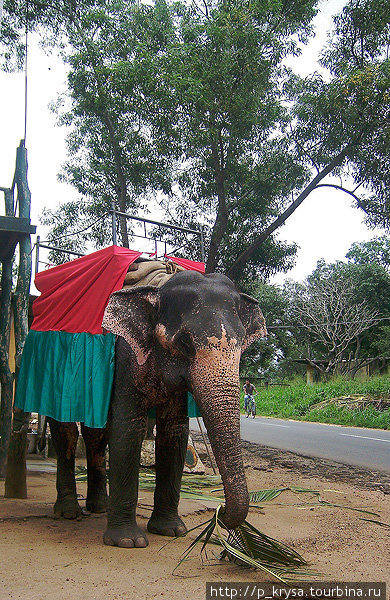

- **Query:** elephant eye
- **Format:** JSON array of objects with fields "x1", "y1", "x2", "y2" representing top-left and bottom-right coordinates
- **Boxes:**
[{"x1": 175, "y1": 331, "x2": 196, "y2": 358}]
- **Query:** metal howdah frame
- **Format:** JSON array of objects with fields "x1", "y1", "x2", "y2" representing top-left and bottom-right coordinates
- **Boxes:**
[{"x1": 34, "y1": 207, "x2": 205, "y2": 273}]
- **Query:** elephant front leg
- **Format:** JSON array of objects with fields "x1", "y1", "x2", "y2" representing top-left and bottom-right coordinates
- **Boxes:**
[
  {"x1": 47, "y1": 419, "x2": 81, "y2": 519},
  {"x1": 103, "y1": 361, "x2": 148, "y2": 548},
  {"x1": 80, "y1": 424, "x2": 108, "y2": 514},
  {"x1": 147, "y1": 397, "x2": 189, "y2": 537}
]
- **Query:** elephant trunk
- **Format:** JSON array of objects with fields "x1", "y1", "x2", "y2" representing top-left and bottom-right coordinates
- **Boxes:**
[{"x1": 190, "y1": 350, "x2": 248, "y2": 530}]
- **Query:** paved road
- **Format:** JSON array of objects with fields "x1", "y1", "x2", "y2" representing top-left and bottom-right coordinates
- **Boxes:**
[{"x1": 190, "y1": 416, "x2": 390, "y2": 473}]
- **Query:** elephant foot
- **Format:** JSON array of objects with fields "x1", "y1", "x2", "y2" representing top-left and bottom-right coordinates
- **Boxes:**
[
  {"x1": 147, "y1": 512, "x2": 187, "y2": 537},
  {"x1": 86, "y1": 493, "x2": 108, "y2": 514},
  {"x1": 103, "y1": 524, "x2": 149, "y2": 548},
  {"x1": 53, "y1": 497, "x2": 82, "y2": 520}
]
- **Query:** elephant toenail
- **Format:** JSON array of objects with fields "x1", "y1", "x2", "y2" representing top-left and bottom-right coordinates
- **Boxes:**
[{"x1": 118, "y1": 538, "x2": 135, "y2": 548}]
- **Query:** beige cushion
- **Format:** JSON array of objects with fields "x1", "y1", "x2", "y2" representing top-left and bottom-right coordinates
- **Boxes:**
[{"x1": 123, "y1": 260, "x2": 186, "y2": 288}]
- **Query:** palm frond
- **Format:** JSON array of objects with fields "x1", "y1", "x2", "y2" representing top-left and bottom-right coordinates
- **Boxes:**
[
  {"x1": 317, "y1": 500, "x2": 379, "y2": 516},
  {"x1": 76, "y1": 468, "x2": 379, "y2": 519},
  {"x1": 290, "y1": 487, "x2": 380, "y2": 516},
  {"x1": 176, "y1": 505, "x2": 315, "y2": 583},
  {"x1": 173, "y1": 514, "x2": 217, "y2": 573},
  {"x1": 249, "y1": 488, "x2": 287, "y2": 503},
  {"x1": 360, "y1": 518, "x2": 390, "y2": 529},
  {"x1": 75, "y1": 468, "x2": 224, "y2": 502},
  {"x1": 226, "y1": 519, "x2": 306, "y2": 567}
]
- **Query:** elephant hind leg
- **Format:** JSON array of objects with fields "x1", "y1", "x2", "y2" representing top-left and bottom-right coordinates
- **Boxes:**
[
  {"x1": 47, "y1": 419, "x2": 81, "y2": 520},
  {"x1": 80, "y1": 424, "x2": 108, "y2": 514}
]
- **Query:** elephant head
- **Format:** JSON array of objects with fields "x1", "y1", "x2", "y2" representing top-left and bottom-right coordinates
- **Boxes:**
[{"x1": 103, "y1": 270, "x2": 267, "y2": 529}]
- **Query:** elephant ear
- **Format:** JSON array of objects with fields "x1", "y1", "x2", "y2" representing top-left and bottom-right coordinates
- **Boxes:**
[
  {"x1": 102, "y1": 286, "x2": 160, "y2": 366},
  {"x1": 239, "y1": 293, "x2": 267, "y2": 352}
]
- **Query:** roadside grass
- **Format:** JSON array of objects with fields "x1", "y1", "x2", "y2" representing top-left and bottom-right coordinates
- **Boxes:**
[{"x1": 241, "y1": 376, "x2": 390, "y2": 429}]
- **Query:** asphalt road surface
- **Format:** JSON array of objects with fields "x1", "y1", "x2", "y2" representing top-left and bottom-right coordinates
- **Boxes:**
[{"x1": 190, "y1": 416, "x2": 390, "y2": 473}]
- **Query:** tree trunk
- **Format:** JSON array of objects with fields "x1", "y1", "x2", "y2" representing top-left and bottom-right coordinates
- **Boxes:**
[
  {"x1": 206, "y1": 176, "x2": 228, "y2": 273},
  {"x1": 0, "y1": 257, "x2": 14, "y2": 477},
  {"x1": 4, "y1": 142, "x2": 33, "y2": 498},
  {"x1": 103, "y1": 115, "x2": 129, "y2": 248},
  {"x1": 206, "y1": 135, "x2": 228, "y2": 273},
  {"x1": 226, "y1": 147, "x2": 350, "y2": 280},
  {"x1": 4, "y1": 409, "x2": 29, "y2": 498}
]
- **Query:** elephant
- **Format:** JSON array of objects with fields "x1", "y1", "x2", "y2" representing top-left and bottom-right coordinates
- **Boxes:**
[
  {"x1": 47, "y1": 418, "x2": 108, "y2": 519},
  {"x1": 48, "y1": 270, "x2": 267, "y2": 548},
  {"x1": 102, "y1": 270, "x2": 267, "y2": 547}
]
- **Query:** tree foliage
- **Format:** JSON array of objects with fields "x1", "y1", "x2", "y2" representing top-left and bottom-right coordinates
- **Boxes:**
[
  {"x1": 239, "y1": 282, "x2": 296, "y2": 380},
  {"x1": 346, "y1": 235, "x2": 390, "y2": 270},
  {"x1": 2, "y1": 0, "x2": 314, "y2": 273},
  {"x1": 2, "y1": 1, "x2": 176, "y2": 254},
  {"x1": 226, "y1": 0, "x2": 390, "y2": 277},
  {"x1": 1, "y1": 0, "x2": 390, "y2": 280},
  {"x1": 244, "y1": 244, "x2": 390, "y2": 380},
  {"x1": 274, "y1": 258, "x2": 390, "y2": 377},
  {"x1": 289, "y1": 266, "x2": 379, "y2": 373}
]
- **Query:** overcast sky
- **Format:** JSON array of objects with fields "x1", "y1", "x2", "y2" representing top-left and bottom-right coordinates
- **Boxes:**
[{"x1": 0, "y1": 0, "x2": 384, "y2": 282}]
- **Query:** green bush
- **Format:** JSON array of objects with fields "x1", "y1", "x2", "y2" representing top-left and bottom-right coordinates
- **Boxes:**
[{"x1": 241, "y1": 375, "x2": 390, "y2": 429}]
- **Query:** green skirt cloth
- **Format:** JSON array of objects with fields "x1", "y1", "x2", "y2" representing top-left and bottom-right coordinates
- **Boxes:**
[
  {"x1": 15, "y1": 330, "x2": 201, "y2": 428},
  {"x1": 15, "y1": 330, "x2": 116, "y2": 428}
]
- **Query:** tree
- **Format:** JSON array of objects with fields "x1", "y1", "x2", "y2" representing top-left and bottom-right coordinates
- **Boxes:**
[
  {"x1": 2, "y1": 0, "x2": 317, "y2": 274},
  {"x1": 117, "y1": 0, "x2": 390, "y2": 279},
  {"x1": 285, "y1": 257, "x2": 390, "y2": 375},
  {"x1": 58, "y1": 0, "x2": 314, "y2": 275},
  {"x1": 2, "y1": 0, "x2": 390, "y2": 280},
  {"x1": 239, "y1": 247, "x2": 390, "y2": 381},
  {"x1": 2, "y1": 1, "x2": 175, "y2": 253},
  {"x1": 144, "y1": 0, "x2": 318, "y2": 277},
  {"x1": 1, "y1": 1, "x2": 102, "y2": 70},
  {"x1": 346, "y1": 236, "x2": 390, "y2": 271},
  {"x1": 344, "y1": 241, "x2": 390, "y2": 364},
  {"x1": 291, "y1": 276, "x2": 378, "y2": 374},
  {"x1": 226, "y1": 0, "x2": 390, "y2": 278},
  {"x1": 239, "y1": 282, "x2": 293, "y2": 380},
  {"x1": 55, "y1": 1, "x2": 176, "y2": 249}
]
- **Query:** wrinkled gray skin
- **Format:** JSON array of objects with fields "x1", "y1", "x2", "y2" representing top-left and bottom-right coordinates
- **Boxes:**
[{"x1": 102, "y1": 271, "x2": 267, "y2": 548}]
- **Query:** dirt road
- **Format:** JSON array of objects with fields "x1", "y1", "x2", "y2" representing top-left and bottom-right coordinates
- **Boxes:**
[{"x1": 0, "y1": 441, "x2": 389, "y2": 600}]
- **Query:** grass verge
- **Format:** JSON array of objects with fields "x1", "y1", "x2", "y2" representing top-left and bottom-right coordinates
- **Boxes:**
[{"x1": 241, "y1": 376, "x2": 390, "y2": 429}]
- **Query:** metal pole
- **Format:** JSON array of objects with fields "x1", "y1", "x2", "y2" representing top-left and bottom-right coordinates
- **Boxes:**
[
  {"x1": 111, "y1": 203, "x2": 117, "y2": 246},
  {"x1": 35, "y1": 235, "x2": 40, "y2": 273},
  {"x1": 36, "y1": 243, "x2": 84, "y2": 257},
  {"x1": 196, "y1": 417, "x2": 217, "y2": 474},
  {"x1": 34, "y1": 235, "x2": 42, "y2": 444},
  {"x1": 200, "y1": 226, "x2": 205, "y2": 263},
  {"x1": 113, "y1": 210, "x2": 201, "y2": 236},
  {"x1": 23, "y1": 3, "x2": 28, "y2": 144}
]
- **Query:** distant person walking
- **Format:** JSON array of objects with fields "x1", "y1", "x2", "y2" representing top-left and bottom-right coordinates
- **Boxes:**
[{"x1": 243, "y1": 379, "x2": 257, "y2": 412}]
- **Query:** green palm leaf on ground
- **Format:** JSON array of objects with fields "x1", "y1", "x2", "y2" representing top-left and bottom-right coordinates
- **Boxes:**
[
  {"x1": 76, "y1": 467, "x2": 383, "y2": 578},
  {"x1": 360, "y1": 518, "x2": 390, "y2": 528},
  {"x1": 175, "y1": 505, "x2": 314, "y2": 583},
  {"x1": 249, "y1": 488, "x2": 287, "y2": 503},
  {"x1": 76, "y1": 468, "x2": 379, "y2": 516}
]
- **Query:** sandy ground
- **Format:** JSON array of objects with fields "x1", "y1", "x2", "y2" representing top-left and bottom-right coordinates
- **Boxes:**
[{"x1": 0, "y1": 439, "x2": 389, "y2": 600}]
